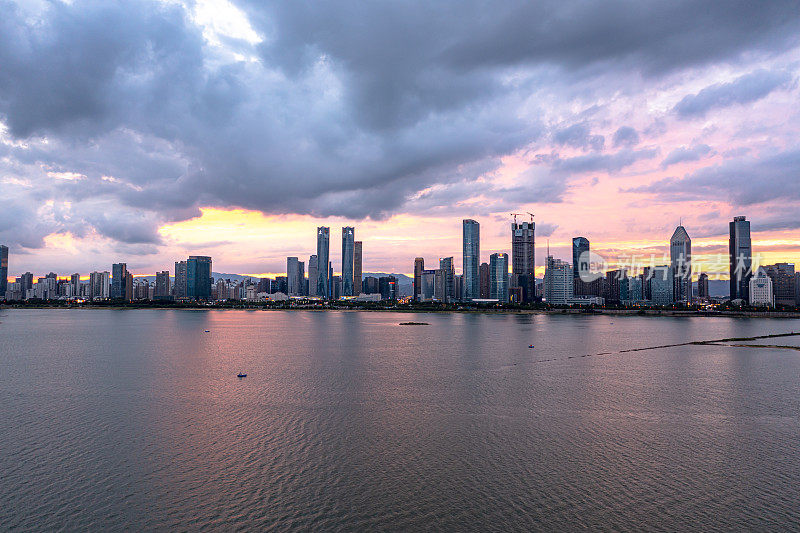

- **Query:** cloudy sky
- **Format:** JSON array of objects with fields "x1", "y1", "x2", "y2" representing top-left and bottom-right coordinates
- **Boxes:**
[{"x1": 1, "y1": 0, "x2": 799, "y2": 278}]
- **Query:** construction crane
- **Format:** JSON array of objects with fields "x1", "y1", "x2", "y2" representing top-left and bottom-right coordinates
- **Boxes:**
[{"x1": 510, "y1": 212, "x2": 535, "y2": 224}]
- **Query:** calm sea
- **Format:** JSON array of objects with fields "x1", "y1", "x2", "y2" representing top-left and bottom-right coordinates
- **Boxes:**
[{"x1": 2, "y1": 309, "x2": 800, "y2": 531}]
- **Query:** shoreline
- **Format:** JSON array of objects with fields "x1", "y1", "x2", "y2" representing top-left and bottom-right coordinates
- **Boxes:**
[{"x1": 3, "y1": 304, "x2": 800, "y2": 319}]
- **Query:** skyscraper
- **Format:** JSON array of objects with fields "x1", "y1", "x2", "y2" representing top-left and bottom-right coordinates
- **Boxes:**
[
  {"x1": 287, "y1": 257, "x2": 303, "y2": 296},
  {"x1": 697, "y1": 272, "x2": 709, "y2": 299},
  {"x1": 729, "y1": 216, "x2": 752, "y2": 301},
  {"x1": 353, "y1": 241, "x2": 362, "y2": 296},
  {"x1": 316, "y1": 227, "x2": 330, "y2": 299},
  {"x1": 308, "y1": 254, "x2": 319, "y2": 297},
  {"x1": 437, "y1": 257, "x2": 455, "y2": 303},
  {"x1": 155, "y1": 271, "x2": 171, "y2": 299},
  {"x1": 670, "y1": 225, "x2": 692, "y2": 303},
  {"x1": 0, "y1": 245, "x2": 8, "y2": 297},
  {"x1": 544, "y1": 255, "x2": 573, "y2": 305},
  {"x1": 187, "y1": 256, "x2": 212, "y2": 300},
  {"x1": 489, "y1": 253, "x2": 509, "y2": 302},
  {"x1": 69, "y1": 273, "x2": 81, "y2": 297},
  {"x1": 479, "y1": 262, "x2": 490, "y2": 298},
  {"x1": 111, "y1": 263, "x2": 128, "y2": 299},
  {"x1": 572, "y1": 237, "x2": 589, "y2": 296},
  {"x1": 462, "y1": 219, "x2": 480, "y2": 300},
  {"x1": 763, "y1": 263, "x2": 795, "y2": 307},
  {"x1": 414, "y1": 257, "x2": 424, "y2": 301},
  {"x1": 174, "y1": 260, "x2": 187, "y2": 298},
  {"x1": 89, "y1": 271, "x2": 110, "y2": 300},
  {"x1": 342, "y1": 227, "x2": 355, "y2": 296},
  {"x1": 511, "y1": 218, "x2": 535, "y2": 301}
]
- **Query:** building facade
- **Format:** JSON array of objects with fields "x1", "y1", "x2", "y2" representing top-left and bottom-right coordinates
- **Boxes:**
[
  {"x1": 353, "y1": 241, "x2": 362, "y2": 296},
  {"x1": 342, "y1": 227, "x2": 355, "y2": 296},
  {"x1": 111, "y1": 263, "x2": 128, "y2": 299},
  {"x1": 489, "y1": 253, "x2": 509, "y2": 302},
  {"x1": 697, "y1": 272, "x2": 709, "y2": 299},
  {"x1": 763, "y1": 263, "x2": 795, "y2": 307},
  {"x1": 749, "y1": 267, "x2": 774, "y2": 307},
  {"x1": 479, "y1": 262, "x2": 490, "y2": 299},
  {"x1": 729, "y1": 216, "x2": 752, "y2": 301},
  {"x1": 462, "y1": 219, "x2": 480, "y2": 300},
  {"x1": 511, "y1": 220, "x2": 535, "y2": 301},
  {"x1": 187, "y1": 256, "x2": 212, "y2": 300},
  {"x1": 544, "y1": 256, "x2": 573, "y2": 305},
  {"x1": 649, "y1": 266, "x2": 674, "y2": 306},
  {"x1": 670, "y1": 225, "x2": 692, "y2": 303},
  {"x1": 414, "y1": 257, "x2": 425, "y2": 301},
  {"x1": 316, "y1": 227, "x2": 330, "y2": 299},
  {"x1": 155, "y1": 271, "x2": 171, "y2": 299},
  {"x1": 0, "y1": 245, "x2": 8, "y2": 297}
]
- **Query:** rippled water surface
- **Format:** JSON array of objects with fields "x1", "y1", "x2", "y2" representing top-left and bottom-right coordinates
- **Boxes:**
[{"x1": 2, "y1": 309, "x2": 800, "y2": 531}]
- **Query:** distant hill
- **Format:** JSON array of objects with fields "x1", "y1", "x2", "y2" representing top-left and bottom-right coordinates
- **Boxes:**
[
  {"x1": 693, "y1": 280, "x2": 729, "y2": 298},
  {"x1": 362, "y1": 273, "x2": 413, "y2": 297}
]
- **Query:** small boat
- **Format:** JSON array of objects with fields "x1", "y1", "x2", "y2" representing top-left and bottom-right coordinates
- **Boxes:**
[
  {"x1": 204, "y1": 330, "x2": 210, "y2": 333},
  {"x1": 237, "y1": 373, "x2": 247, "y2": 378},
  {"x1": 528, "y1": 345, "x2": 535, "y2": 349}
]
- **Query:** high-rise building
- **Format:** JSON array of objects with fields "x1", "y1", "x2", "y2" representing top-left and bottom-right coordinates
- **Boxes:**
[
  {"x1": 379, "y1": 276, "x2": 398, "y2": 300},
  {"x1": 341, "y1": 227, "x2": 355, "y2": 296},
  {"x1": 489, "y1": 253, "x2": 509, "y2": 302},
  {"x1": 763, "y1": 263, "x2": 796, "y2": 307},
  {"x1": 605, "y1": 269, "x2": 629, "y2": 303},
  {"x1": 437, "y1": 257, "x2": 455, "y2": 303},
  {"x1": 544, "y1": 255, "x2": 572, "y2": 305},
  {"x1": 749, "y1": 267, "x2": 773, "y2": 307},
  {"x1": 308, "y1": 255, "x2": 319, "y2": 297},
  {"x1": 414, "y1": 257, "x2": 424, "y2": 301},
  {"x1": 420, "y1": 270, "x2": 436, "y2": 300},
  {"x1": 353, "y1": 241, "x2": 362, "y2": 296},
  {"x1": 316, "y1": 227, "x2": 330, "y2": 299},
  {"x1": 89, "y1": 271, "x2": 110, "y2": 300},
  {"x1": 0, "y1": 245, "x2": 8, "y2": 297},
  {"x1": 69, "y1": 273, "x2": 80, "y2": 297},
  {"x1": 572, "y1": 237, "x2": 589, "y2": 281},
  {"x1": 287, "y1": 257, "x2": 303, "y2": 296},
  {"x1": 187, "y1": 256, "x2": 212, "y2": 300},
  {"x1": 479, "y1": 262, "x2": 490, "y2": 299},
  {"x1": 174, "y1": 260, "x2": 188, "y2": 298},
  {"x1": 511, "y1": 219, "x2": 535, "y2": 301},
  {"x1": 697, "y1": 273, "x2": 709, "y2": 299},
  {"x1": 670, "y1": 225, "x2": 692, "y2": 303},
  {"x1": 155, "y1": 271, "x2": 171, "y2": 299},
  {"x1": 362, "y1": 276, "x2": 379, "y2": 294},
  {"x1": 111, "y1": 263, "x2": 128, "y2": 299},
  {"x1": 729, "y1": 216, "x2": 752, "y2": 301},
  {"x1": 462, "y1": 219, "x2": 480, "y2": 300},
  {"x1": 649, "y1": 266, "x2": 674, "y2": 306}
]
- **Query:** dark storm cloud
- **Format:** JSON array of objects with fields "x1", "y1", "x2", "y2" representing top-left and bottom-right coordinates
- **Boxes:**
[
  {"x1": 673, "y1": 69, "x2": 795, "y2": 118},
  {"x1": 0, "y1": 0, "x2": 799, "y2": 248},
  {"x1": 626, "y1": 148, "x2": 800, "y2": 205},
  {"x1": 660, "y1": 144, "x2": 714, "y2": 168}
]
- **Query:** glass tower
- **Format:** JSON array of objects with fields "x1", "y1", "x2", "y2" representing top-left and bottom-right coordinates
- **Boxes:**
[
  {"x1": 490, "y1": 253, "x2": 509, "y2": 302},
  {"x1": 0, "y1": 245, "x2": 8, "y2": 296},
  {"x1": 462, "y1": 219, "x2": 480, "y2": 300},
  {"x1": 342, "y1": 227, "x2": 355, "y2": 296},
  {"x1": 729, "y1": 216, "x2": 752, "y2": 301},
  {"x1": 670, "y1": 226, "x2": 692, "y2": 303},
  {"x1": 187, "y1": 256, "x2": 212, "y2": 300},
  {"x1": 316, "y1": 227, "x2": 330, "y2": 299}
]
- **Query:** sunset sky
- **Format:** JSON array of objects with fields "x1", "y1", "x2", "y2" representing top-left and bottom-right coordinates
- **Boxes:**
[{"x1": 1, "y1": 0, "x2": 799, "y2": 279}]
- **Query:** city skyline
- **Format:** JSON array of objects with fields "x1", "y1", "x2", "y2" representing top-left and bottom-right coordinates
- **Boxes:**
[
  {"x1": 0, "y1": 213, "x2": 790, "y2": 282},
  {"x1": 1, "y1": 3, "x2": 799, "y2": 280}
]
